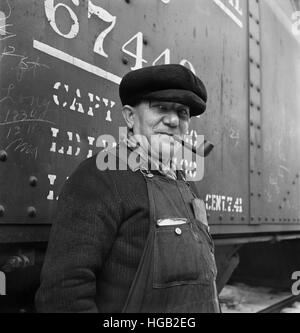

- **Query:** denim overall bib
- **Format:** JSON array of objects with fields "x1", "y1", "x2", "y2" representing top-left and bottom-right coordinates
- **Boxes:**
[
  {"x1": 124, "y1": 171, "x2": 219, "y2": 312},
  {"x1": 107, "y1": 143, "x2": 220, "y2": 313}
]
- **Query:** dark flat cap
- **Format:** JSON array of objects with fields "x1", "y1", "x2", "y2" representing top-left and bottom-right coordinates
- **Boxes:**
[{"x1": 119, "y1": 64, "x2": 207, "y2": 117}]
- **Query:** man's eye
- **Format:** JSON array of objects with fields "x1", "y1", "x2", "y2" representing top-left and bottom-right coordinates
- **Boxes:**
[
  {"x1": 179, "y1": 109, "x2": 189, "y2": 117},
  {"x1": 157, "y1": 105, "x2": 168, "y2": 111}
]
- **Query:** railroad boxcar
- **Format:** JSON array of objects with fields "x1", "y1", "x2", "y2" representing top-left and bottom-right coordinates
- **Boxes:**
[{"x1": 0, "y1": 0, "x2": 300, "y2": 311}]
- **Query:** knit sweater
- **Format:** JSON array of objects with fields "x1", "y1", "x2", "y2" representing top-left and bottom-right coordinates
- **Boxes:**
[{"x1": 35, "y1": 153, "x2": 150, "y2": 313}]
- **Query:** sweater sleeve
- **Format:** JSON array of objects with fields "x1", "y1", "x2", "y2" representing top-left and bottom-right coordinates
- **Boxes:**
[{"x1": 35, "y1": 158, "x2": 122, "y2": 313}]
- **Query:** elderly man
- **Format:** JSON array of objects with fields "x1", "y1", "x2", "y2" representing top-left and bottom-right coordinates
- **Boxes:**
[{"x1": 35, "y1": 64, "x2": 220, "y2": 313}]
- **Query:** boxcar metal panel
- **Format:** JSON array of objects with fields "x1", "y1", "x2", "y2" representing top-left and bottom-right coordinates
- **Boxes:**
[
  {"x1": 0, "y1": 0, "x2": 299, "y2": 238},
  {"x1": 251, "y1": 0, "x2": 300, "y2": 225}
]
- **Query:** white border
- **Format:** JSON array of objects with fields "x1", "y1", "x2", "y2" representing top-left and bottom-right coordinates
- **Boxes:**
[{"x1": 33, "y1": 40, "x2": 122, "y2": 85}]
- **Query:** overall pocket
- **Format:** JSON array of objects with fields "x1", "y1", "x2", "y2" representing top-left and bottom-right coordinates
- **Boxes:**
[
  {"x1": 153, "y1": 220, "x2": 217, "y2": 289},
  {"x1": 193, "y1": 218, "x2": 218, "y2": 277}
]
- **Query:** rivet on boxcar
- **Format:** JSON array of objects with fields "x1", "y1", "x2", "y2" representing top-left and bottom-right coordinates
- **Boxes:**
[
  {"x1": 241, "y1": 216, "x2": 245, "y2": 221},
  {"x1": 27, "y1": 206, "x2": 37, "y2": 218},
  {"x1": 256, "y1": 40, "x2": 260, "y2": 46},
  {"x1": 219, "y1": 215, "x2": 223, "y2": 221},
  {"x1": 279, "y1": 206, "x2": 282, "y2": 210},
  {"x1": 257, "y1": 106, "x2": 261, "y2": 111},
  {"x1": 122, "y1": 57, "x2": 129, "y2": 65},
  {"x1": 287, "y1": 191, "x2": 290, "y2": 195},
  {"x1": 143, "y1": 38, "x2": 148, "y2": 46},
  {"x1": 257, "y1": 171, "x2": 261, "y2": 176},
  {"x1": 29, "y1": 176, "x2": 38, "y2": 187},
  {"x1": 0, "y1": 150, "x2": 8, "y2": 162},
  {"x1": 251, "y1": 216, "x2": 255, "y2": 221},
  {"x1": 283, "y1": 198, "x2": 287, "y2": 202},
  {"x1": 250, "y1": 192, "x2": 254, "y2": 196},
  {"x1": 296, "y1": 174, "x2": 299, "y2": 179},
  {"x1": 230, "y1": 216, "x2": 234, "y2": 221},
  {"x1": 256, "y1": 19, "x2": 259, "y2": 25},
  {"x1": 272, "y1": 218, "x2": 275, "y2": 222},
  {"x1": 257, "y1": 144, "x2": 261, "y2": 149},
  {"x1": 250, "y1": 142, "x2": 254, "y2": 146},
  {"x1": 249, "y1": 33, "x2": 253, "y2": 39},
  {"x1": 265, "y1": 218, "x2": 268, "y2": 222},
  {"x1": 258, "y1": 193, "x2": 261, "y2": 198},
  {"x1": 257, "y1": 125, "x2": 261, "y2": 130},
  {"x1": 258, "y1": 217, "x2": 262, "y2": 222},
  {"x1": 207, "y1": 214, "x2": 210, "y2": 220},
  {"x1": 0, "y1": 205, "x2": 5, "y2": 217},
  {"x1": 250, "y1": 170, "x2": 254, "y2": 174}
]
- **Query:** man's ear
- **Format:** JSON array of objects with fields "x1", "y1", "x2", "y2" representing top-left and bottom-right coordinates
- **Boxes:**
[{"x1": 122, "y1": 105, "x2": 135, "y2": 130}]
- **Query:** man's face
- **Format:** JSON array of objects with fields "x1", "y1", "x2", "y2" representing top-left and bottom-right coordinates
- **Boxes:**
[{"x1": 131, "y1": 100, "x2": 190, "y2": 160}]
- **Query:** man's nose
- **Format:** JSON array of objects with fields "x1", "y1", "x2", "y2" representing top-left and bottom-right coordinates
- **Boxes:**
[{"x1": 162, "y1": 111, "x2": 179, "y2": 127}]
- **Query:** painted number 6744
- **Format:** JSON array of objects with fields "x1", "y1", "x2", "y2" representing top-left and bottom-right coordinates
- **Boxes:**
[{"x1": 44, "y1": 0, "x2": 196, "y2": 73}]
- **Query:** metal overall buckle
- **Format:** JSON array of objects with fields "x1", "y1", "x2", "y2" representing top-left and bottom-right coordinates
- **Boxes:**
[{"x1": 140, "y1": 168, "x2": 154, "y2": 178}]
